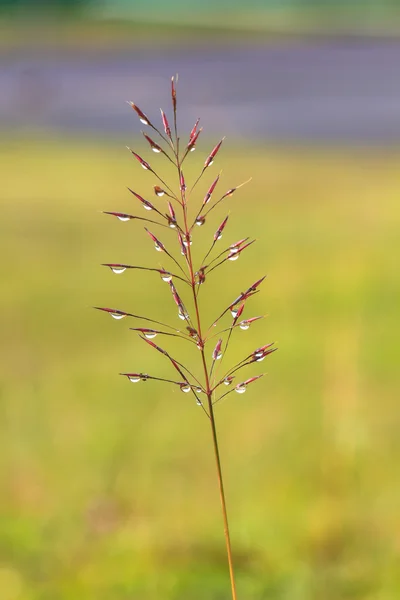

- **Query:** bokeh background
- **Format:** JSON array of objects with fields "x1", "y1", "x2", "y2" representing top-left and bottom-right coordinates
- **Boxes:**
[{"x1": 1, "y1": 1, "x2": 400, "y2": 599}]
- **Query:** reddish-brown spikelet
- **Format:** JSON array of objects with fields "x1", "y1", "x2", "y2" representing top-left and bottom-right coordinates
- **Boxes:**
[
  {"x1": 230, "y1": 238, "x2": 249, "y2": 249},
  {"x1": 142, "y1": 132, "x2": 163, "y2": 153},
  {"x1": 169, "y1": 281, "x2": 183, "y2": 308},
  {"x1": 103, "y1": 211, "x2": 135, "y2": 221},
  {"x1": 154, "y1": 185, "x2": 165, "y2": 197},
  {"x1": 127, "y1": 102, "x2": 151, "y2": 125},
  {"x1": 167, "y1": 202, "x2": 176, "y2": 221},
  {"x1": 128, "y1": 187, "x2": 155, "y2": 211},
  {"x1": 177, "y1": 231, "x2": 187, "y2": 256},
  {"x1": 238, "y1": 316, "x2": 264, "y2": 328},
  {"x1": 221, "y1": 188, "x2": 236, "y2": 200},
  {"x1": 189, "y1": 118, "x2": 200, "y2": 141},
  {"x1": 203, "y1": 175, "x2": 220, "y2": 205},
  {"x1": 212, "y1": 338, "x2": 223, "y2": 361},
  {"x1": 240, "y1": 276, "x2": 267, "y2": 301},
  {"x1": 187, "y1": 127, "x2": 202, "y2": 151},
  {"x1": 134, "y1": 328, "x2": 158, "y2": 335},
  {"x1": 141, "y1": 336, "x2": 168, "y2": 356},
  {"x1": 204, "y1": 138, "x2": 224, "y2": 168},
  {"x1": 160, "y1": 109, "x2": 172, "y2": 138},
  {"x1": 94, "y1": 307, "x2": 128, "y2": 318},
  {"x1": 244, "y1": 375, "x2": 264, "y2": 386},
  {"x1": 226, "y1": 240, "x2": 255, "y2": 260},
  {"x1": 195, "y1": 267, "x2": 206, "y2": 286},
  {"x1": 171, "y1": 76, "x2": 177, "y2": 113},
  {"x1": 251, "y1": 344, "x2": 276, "y2": 362},
  {"x1": 233, "y1": 303, "x2": 244, "y2": 323},
  {"x1": 180, "y1": 171, "x2": 186, "y2": 193},
  {"x1": 214, "y1": 215, "x2": 229, "y2": 241},
  {"x1": 170, "y1": 358, "x2": 187, "y2": 380},
  {"x1": 145, "y1": 228, "x2": 164, "y2": 251},
  {"x1": 166, "y1": 202, "x2": 177, "y2": 229},
  {"x1": 127, "y1": 148, "x2": 151, "y2": 170}
]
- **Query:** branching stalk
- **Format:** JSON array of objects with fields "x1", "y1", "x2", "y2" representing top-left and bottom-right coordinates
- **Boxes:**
[{"x1": 98, "y1": 77, "x2": 278, "y2": 600}]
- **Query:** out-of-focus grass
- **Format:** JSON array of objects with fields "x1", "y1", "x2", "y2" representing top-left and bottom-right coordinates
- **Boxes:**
[
  {"x1": 1, "y1": 137, "x2": 399, "y2": 599},
  {"x1": 2, "y1": 10, "x2": 400, "y2": 55},
  {"x1": 0, "y1": 19, "x2": 254, "y2": 53}
]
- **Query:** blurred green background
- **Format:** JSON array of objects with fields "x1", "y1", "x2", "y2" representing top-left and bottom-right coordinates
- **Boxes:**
[{"x1": 1, "y1": 2, "x2": 400, "y2": 599}]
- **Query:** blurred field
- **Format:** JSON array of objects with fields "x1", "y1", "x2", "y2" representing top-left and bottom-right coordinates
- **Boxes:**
[
  {"x1": 1, "y1": 136, "x2": 399, "y2": 599},
  {"x1": 2, "y1": 1, "x2": 400, "y2": 53}
]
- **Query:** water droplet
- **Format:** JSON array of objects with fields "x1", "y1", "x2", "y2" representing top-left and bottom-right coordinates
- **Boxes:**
[
  {"x1": 196, "y1": 398, "x2": 202, "y2": 405},
  {"x1": 128, "y1": 375, "x2": 140, "y2": 383},
  {"x1": 254, "y1": 351, "x2": 264, "y2": 359},
  {"x1": 110, "y1": 266, "x2": 126, "y2": 274},
  {"x1": 143, "y1": 203, "x2": 153, "y2": 211},
  {"x1": 224, "y1": 377, "x2": 233, "y2": 386},
  {"x1": 235, "y1": 384, "x2": 247, "y2": 394},
  {"x1": 214, "y1": 352, "x2": 222, "y2": 360},
  {"x1": 239, "y1": 321, "x2": 250, "y2": 330},
  {"x1": 155, "y1": 243, "x2": 162, "y2": 252},
  {"x1": 255, "y1": 355, "x2": 266, "y2": 362},
  {"x1": 228, "y1": 253, "x2": 240, "y2": 261},
  {"x1": 190, "y1": 147, "x2": 196, "y2": 152},
  {"x1": 154, "y1": 187, "x2": 165, "y2": 197},
  {"x1": 229, "y1": 247, "x2": 239, "y2": 254},
  {"x1": 139, "y1": 118, "x2": 149, "y2": 125},
  {"x1": 160, "y1": 272, "x2": 172, "y2": 282},
  {"x1": 230, "y1": 307, "x2": 239, "y2": 318},
  {"x1": 168, "y1": 219, "x2": 177, "y2": 229},
  {"x1": 117, "y1": 215, "x2": 130, "y2": 222},
  {"x1": 195, "y1": 387, "x2": 202, "y2": 394},
  {"x1": 215, "y1": 232, "x2": 222, "y2": 240},
  {"x1": 183, "y1": 236, "x2": 192, "y2": 247},
  {"x1": 178, "y1": 309, "x2": 188, "y2": 321},
  {"x1": 140, "y1": 374, "x2": 149, "y2": 381},
  {"x1": 195, "y1": 216, "x2": 205, "y2": 226},
  {"x1": 208, "y1": 159, "x2": 214, "y2": 166},
  {"x1": 152, "y1": 147, "x2": 161, "y2": 153},
  {"x1": 180, "y1": 383, "x2": 191, "y2": 393},
  {"x1": 111, "y1": 312, "x2": 126, "y2": 320},
  {"x1": 144, "y1": 331, "x2": 157, "y2": 339},
  {"x1": 141, "y1": 163, "x2": 149, "y2": 170}
]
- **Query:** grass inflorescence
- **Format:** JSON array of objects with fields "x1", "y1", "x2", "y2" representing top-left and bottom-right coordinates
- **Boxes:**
[{"x1": 95, "y1": 76, "x2": 277, "y2": 599}]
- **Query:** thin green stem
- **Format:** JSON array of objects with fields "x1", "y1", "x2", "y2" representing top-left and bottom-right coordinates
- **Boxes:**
[{"x1": 178, "y1": 158, "x2": 238, "y2": 600}]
